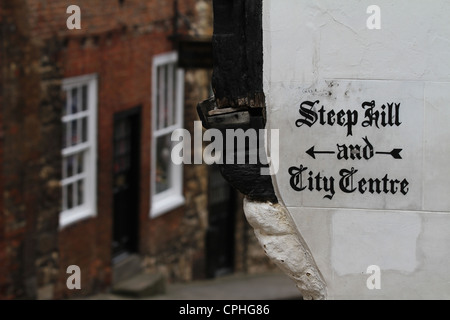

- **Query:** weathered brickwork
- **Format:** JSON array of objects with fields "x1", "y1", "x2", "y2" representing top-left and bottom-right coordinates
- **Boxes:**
[{"x1": 0, "y1": 0, "x2": 62, "y2": 299}]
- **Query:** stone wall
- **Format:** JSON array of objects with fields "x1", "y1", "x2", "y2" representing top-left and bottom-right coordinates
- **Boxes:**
[
  {"x1": 233, "y1": 192, "x2": 278, "y2": 274},
  {"x1": 0, "y1": 0, "x2": 62, "y2": 299}
]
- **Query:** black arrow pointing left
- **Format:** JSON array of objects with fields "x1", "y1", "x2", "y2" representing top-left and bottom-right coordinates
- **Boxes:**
[{"x1": 306, "y1": 146, "x2": 335, "y2": 159}]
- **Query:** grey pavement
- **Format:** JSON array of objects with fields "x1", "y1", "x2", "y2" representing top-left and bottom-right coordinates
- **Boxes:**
[{"x1": 87, "y1": 272, "x2": 302, "y2": 300}]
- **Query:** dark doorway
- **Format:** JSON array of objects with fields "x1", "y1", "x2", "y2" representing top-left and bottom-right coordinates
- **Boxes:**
[
  {"x1": 206, "y1": 164, "x2": 236, "y2": 278},
  {"x1": 112, "y1": 107, "x2": 141, "y2": 260}
]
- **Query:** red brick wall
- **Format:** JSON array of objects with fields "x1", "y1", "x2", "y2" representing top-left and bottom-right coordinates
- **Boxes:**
[{"x1": 27, "y1": 0, "x2": 194, "y2": 40}]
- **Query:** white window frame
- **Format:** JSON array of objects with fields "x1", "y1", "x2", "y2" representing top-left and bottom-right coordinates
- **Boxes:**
[
  {"x1": 60, "y1": 74, "x2": 98, "y2": 228},
  {"x1": 151, "y1": 52, "x2": 185, "y2": 218}
]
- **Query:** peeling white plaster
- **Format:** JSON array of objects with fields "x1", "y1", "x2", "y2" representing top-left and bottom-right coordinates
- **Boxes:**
[{"x1": 243, "y1": 198, "x2": 327, "y2": 300}]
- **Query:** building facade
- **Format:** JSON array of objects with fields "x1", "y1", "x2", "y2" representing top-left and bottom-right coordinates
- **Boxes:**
[
  {"x1": 0, "y1": 0, "x2": 275, "y2": 300},
  {"x1": 262, "y1": 0, "x2": 450, "y2": 299}
]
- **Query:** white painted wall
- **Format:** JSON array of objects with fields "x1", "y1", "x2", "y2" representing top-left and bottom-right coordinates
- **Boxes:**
[{"x1": 264, "y1": 0, "x2": 450, "y2": 299}]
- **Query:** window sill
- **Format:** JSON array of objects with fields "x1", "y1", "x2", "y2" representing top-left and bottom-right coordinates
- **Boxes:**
[
  {"x1": 151, "y1": 194, "x2": 185, "y2": 219},
  {"x1": 59, "y1": 207, "x2": 96, "y2": 229}
]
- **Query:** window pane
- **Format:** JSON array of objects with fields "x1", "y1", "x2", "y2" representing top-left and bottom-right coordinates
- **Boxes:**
[
  {"x1": 82, "y1": 117, "x2": 88, "y2": 143},
  {"x1": 71, "y1": 88, "x2": 78, "y2": 114},
  {"x1": 73, "y1": 180, "x2": 78, "y2": 207},
  {"x1": 156, "y1": 66, "x2": 161, "y2": 131},
  {"x1": 72, "y1": 154, "x2": 77, "y2": 176},
  {"x1": 65, "y1": 121, "x2": 71, "y2": 149},
  {"x1": 78, "y1": 118, "x2": 82, "y2": 144},
  {"x1": 62, "y1": 185, "x2": 67, "y2": 211},
  {"x1": 172, "y1": 65, "x2": 177, "y2": 125},
  {"x1": 67, "y1": 183, "x2": 73, "y2": 209},
  {"x1": 62, "y1": 157, "x2": 67, "y2": 179},
  {"x1": 64, "y1": 153, "x2": 84, "y2": 177},
  {"x1": 158, "y1": 65, "x2": 166, "y2": 130},
  {"x1": 77, "y1": 179, "x2": 84, "y2": 206},
  {"x1": 156, "y1": 134, "x2": 172, "y2": 194},
  {"x1": 167, "y1": 63, "x2": 174, "y2": 127},
  {"x1": 77, "y1": 152, "x2": 84, "y2": 174},
  {"x1": 62, "y1": 122, "x2": 67, "y2": 149},
  {"x1": 81, "y1": 85, "x2": 87, "y2": 111},
  {"x1": 164, "y1": 65, "x2": 169, "y2": 128},
  {"x1": 71, "y1": 119, "x2": 78, "y2": 145},
  {"x1": 65, "y1": 155, "x2": 75, "y2": 177},
  {"x1": 64, "y1": 90, "x2": 70, "y2": 117}
]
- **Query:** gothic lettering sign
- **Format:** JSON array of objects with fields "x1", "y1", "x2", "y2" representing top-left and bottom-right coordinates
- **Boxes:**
[
  {"x1": 275, "y1": 80, "x2": 423, "y2": 210},
  {"x1": 264, "y1": 0, "x2": 450, "y2": 299}
]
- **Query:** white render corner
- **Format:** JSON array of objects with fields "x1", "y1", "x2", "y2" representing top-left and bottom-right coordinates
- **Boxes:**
[{"x1": 263, "y1": 0, "x2": 450, "y2": 299}]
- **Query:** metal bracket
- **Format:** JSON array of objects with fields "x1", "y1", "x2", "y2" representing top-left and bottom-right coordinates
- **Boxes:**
[{"x1": 197, "y1": 97, "x2": 264, "y2": 130}]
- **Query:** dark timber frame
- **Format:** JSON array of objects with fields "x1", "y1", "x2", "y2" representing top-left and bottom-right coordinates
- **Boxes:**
[
  {"x1": 198, "y1": 0, "x2": 277, "y2": 204},
  {"x1": 211, "y1": 0, "x2": 264, "y2": 109}
]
